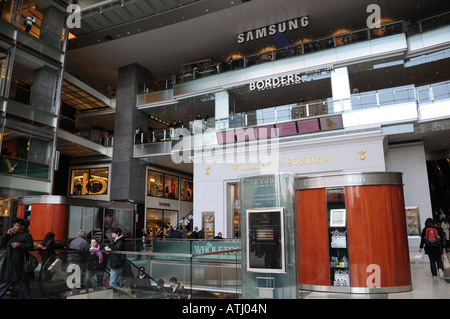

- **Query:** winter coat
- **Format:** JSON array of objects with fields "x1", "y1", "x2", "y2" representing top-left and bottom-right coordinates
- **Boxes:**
[
  {"x1": 109, "y1": 236, "x2": 126, "y2": 269},
  {"x1": 0, "y1": 231, "x2": 34, "y2": 282}
]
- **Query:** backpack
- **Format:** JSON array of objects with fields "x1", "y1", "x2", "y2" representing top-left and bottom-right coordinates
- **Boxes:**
[{"x1": 425, "y1": 227, "x2": 440, "y2": 246}]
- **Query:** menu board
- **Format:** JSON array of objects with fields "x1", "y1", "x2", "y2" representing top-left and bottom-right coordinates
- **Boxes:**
[{"x1": 246, "y1": 208, "x2": 285, "y2": 273}]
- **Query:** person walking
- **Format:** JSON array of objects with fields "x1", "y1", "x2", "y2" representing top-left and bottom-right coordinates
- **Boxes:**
[
  {"x1": 420, "y1": 218, "x2": 445, "y2": 279},
  {"x1": 0, "y1": 218, "x2": 34, "y2": 299},
  {"x1": 106, "y1": 228, "x2": 126, "y2": 288}
]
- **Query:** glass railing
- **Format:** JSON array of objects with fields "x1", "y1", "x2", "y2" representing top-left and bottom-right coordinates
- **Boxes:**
[
  {"x1": 138, "y1": 20, "x2": 406, "y2": 94},
  {"x1": 137, "y1": 12, "x2": 450, "y2": 96},
  {"x1": 406, "y1": 11, "x2": 450, "y2": 36},
  {"x1": 1, "y1": 244, "x2": 241, "y2": 299},
  {"x1": 9, "y1": 82, "x2": 57, "y2": 114},
  {"x1": 58, "y1": 115, "x2": 114, "y2": 147},
  {"x1": 139, "y1": 82, "x2": 441, "y2": 147}
]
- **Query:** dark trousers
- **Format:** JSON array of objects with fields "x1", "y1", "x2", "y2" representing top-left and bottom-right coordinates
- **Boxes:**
[
  {"x1": 428, "y1": 253, "x2": 444, "y2": 277},
  {"x1": 0, "y1": 279, "x2": 31, "y2": 299}
]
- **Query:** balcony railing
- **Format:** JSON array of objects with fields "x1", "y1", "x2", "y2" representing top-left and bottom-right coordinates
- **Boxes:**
[
  {"x1": 138, "y1": 11, "x2": 450, "y2": 95},
  {"x1": 138, "y1": 20, "x2": 405, "y2": 94},
  {"x1": 134, "y1": 80, "x2": 450, "y2": 153},
  {"x1": 58, "y1": 115, "x2": 114, "y2": 147}
]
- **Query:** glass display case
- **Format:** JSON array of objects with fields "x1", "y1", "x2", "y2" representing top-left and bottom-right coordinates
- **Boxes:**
[
  {"x1": 202, "y1": 212, "x2": 215, "y2": 239},
  {"x1": 326, "y1": 188, "x2": 350, "y2": 288},
  {"x1": 405, "y1": 206, "x2": 421, "y2": 236},
  {"x1": 147, "y1": 170, "x2": 164, "y2": 197}
]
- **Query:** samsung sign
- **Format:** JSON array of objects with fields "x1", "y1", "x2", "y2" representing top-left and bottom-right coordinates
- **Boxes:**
[{"x1": 237, "y1": 16, "x2": 309, "y2": 44}]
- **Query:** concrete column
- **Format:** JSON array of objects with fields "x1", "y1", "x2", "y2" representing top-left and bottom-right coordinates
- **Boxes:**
[
  {"x1": 215, "y1": 91, "x2": 235, "y2": 129},
  {"x1": 31, "y1": 65, "x2": 58, "y2": 113},
  {"x1": 110, "y1": 63, "x2": 150, "y2": 203},
  {"x1": 40, "y1": 5, "x2": 65, "y2": 49},
  {"x1": 331, "y1": 67, "x2": 352, "y2": 112}
]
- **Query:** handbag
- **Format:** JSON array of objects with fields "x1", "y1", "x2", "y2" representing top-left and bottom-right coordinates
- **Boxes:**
[
  {"x1": 24, "y1": 253, "x2": 39, "y2": 273},
  {"x1": 443, "y1": 252, "x2": 450, "y2": 270}
]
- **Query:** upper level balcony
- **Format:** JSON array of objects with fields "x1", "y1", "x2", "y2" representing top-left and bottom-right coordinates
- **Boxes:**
[
  {"x1": 137, "y1": 12, "x2": 450, "y2": 106},
  {"x1": 134, "y1": 80, "x2": 450, "y2": 159}
]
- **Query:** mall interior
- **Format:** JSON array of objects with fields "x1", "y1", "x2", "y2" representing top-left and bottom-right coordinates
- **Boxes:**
[{"x1": 1, "y1": 0, "x2": 450, "y2": 300}]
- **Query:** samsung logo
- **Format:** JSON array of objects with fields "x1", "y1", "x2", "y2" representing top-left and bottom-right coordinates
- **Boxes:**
[{"x1": 237, "y1": 16, "x2": 309, "y2": 44}]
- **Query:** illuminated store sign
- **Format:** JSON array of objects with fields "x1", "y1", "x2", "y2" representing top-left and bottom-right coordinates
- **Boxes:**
[
  {"x1": 249, "y1": 73, "x2": 302, "y2": 91},
  {"x1": 237, "y1": 16, "x2": 309, "y2": 44},
  {"x1": 249, "y1": 67, "x2": 333, "y2": 91}
]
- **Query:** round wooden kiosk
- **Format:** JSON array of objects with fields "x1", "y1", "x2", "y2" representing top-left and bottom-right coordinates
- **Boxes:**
[
  {"x1": 16, "y1": 196, "x2": 137, "y2": 244},
  {"x1": 295, "y1": 172, "x2": 412, "y2": 293}
]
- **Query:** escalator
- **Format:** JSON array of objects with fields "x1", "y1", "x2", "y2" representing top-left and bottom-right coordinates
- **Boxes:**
[
  {"x1": 1, "y1": 243, "x2": 241, "y2": 299},
  {"x1": 1, "y1": 250, "x2": 173, "y2": 299}
]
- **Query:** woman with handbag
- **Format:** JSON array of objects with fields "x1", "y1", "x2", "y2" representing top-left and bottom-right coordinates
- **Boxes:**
[{"x1": 0, "y1": 218, "x2": 34, "y2": 299}]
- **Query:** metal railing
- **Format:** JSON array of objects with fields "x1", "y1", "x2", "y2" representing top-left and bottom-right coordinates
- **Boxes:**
[{"x1": 136, "y1": 80, "x2": 450, "y2": 147}]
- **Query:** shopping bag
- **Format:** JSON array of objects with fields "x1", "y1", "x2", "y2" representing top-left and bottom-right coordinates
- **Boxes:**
[
  {"x1": 413, "y1": 251, "x2": 424, "y2": 264},
  {"x1": 443, "y1": 253, "x2": 450, "y2": 270}
]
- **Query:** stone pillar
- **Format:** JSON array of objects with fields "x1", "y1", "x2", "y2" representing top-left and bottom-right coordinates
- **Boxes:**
[
  {"x1": 331, "y1": 67, "x2": 352, "y2": 112},
  {"x1": 39, "y1": 5, "x2": 65, "y2": 49},
  {"x1": 110, "y1": 63, "x2": 150, "y2": 203},
  {"x1": 31, "y1": 65, "x2": 58, "y2": 113},
  {"x1": 215, "y1": 90, "x2": 235, "y2": 129}
]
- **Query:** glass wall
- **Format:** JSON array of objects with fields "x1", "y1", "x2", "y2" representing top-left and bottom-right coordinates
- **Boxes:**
[
  {"x1": 147, "y1": 170, "x2": 164, "y2": 197},
  {"x1": 146, "y1": 208, "x2": 178, "y2": 233},
  {"x1": 147, "y1": 169, "x2": 191, "y2": 200},
  {"x1": 180, "y1": 177, "x2": 193, "y2": 201},
  {"x1": 0, "y1": 127, "x2": 52, "y2": 179},
  {"x1": 69, "y1": 167, "x2": 109, "y2": 195},
  {"x1": 68, "y1": 207, "x2": 133, "y2": 244},
  {"x1": 165, "y1": 173, "x2": 178, "y2": 199}
]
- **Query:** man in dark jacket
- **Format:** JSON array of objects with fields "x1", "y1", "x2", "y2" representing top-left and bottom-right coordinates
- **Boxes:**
[
  {"x1": 106, "y1": 228, "x2": 126, "y2": 288},
  {"x1": 0, "y1": 218, "x2": 34, "y2": 299}
]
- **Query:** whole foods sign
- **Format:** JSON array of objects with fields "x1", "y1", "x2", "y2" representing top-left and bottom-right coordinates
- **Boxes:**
[{"x1": 237, "y1": 16, "x2": 309, "y2": 44}]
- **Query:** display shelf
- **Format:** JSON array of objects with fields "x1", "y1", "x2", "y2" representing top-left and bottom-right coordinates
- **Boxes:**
[{"x1": 326, "y1": 188, "x2": 350, "y2": 288}]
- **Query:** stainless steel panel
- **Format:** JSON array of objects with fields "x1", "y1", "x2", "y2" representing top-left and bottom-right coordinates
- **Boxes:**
[{"x1": 295, "y1": 171, "x2": 403, "y2": 190}]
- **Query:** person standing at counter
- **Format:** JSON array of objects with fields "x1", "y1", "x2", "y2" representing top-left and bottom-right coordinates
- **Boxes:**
[{"x1": 419, "y1": 218, "x2": 445, "y2": 279}]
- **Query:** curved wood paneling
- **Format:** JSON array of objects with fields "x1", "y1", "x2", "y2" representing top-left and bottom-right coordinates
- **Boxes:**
[
  {"x1": 390, "y1": 186, "x2": 412, "y2": 286},
  {"x1": 346, "y1": 185, "x2": 411, "y2": 288},
  {"x1": 24, "y1": 204, "x2": 69, "y2": 242},
  {"x1": 297, "y1": 189, "x2": 330, "y2": 286}
]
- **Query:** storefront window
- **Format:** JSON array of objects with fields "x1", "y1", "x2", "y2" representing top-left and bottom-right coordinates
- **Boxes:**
[
  {"x1": 68, "y1": 206, "x2": 133, "y2": 244},
  {"x1": 165, "y1": 174, "x2": 179, "y2": 199},
  {"x1": 180, "y1": 177, "x2": 193, "y2": 201},
  {"x1": 147, "y1": 170, "x2": 164, "y2": 197},
  {"x1": 146, "y1": 209, "x2": 178, "y2": 235},
  {"x1": 0, "y1": 127, "x2": 52, "y2": 179},
  {"x1": 69, "y1": 167, "x2": 109, "y2": 195}
]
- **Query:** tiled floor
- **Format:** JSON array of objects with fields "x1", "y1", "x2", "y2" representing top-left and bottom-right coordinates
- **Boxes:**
[{"x1": 303, "y1": 258, "x2": 450, "y2": 299}]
